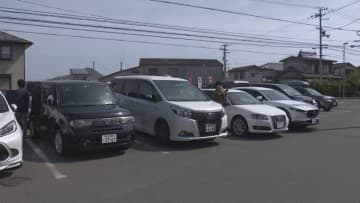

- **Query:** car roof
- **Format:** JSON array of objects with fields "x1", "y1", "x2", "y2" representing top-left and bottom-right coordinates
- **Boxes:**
[
  {"x1": 113, "y1": 75, "x2": 187, "y2": 81},
  {"x1": 237, "y1": 86, "x2": 274, "y2": 91},
  {"x1": 44, "y1": 80, "x2": 106, "y2": 85},
  {"x1": 201, "y1": 88, "x2": 246, "y2": 93}
]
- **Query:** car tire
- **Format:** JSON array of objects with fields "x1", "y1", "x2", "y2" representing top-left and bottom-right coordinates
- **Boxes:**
[
  {"x1": 54, "y1": 130, "x2": 69, "y2": 156},
  {"x1": 231, "y1": 116, "x2": 248, "y2": 137},
  {"x1": 155, "y1": 120, "x2": 170, "y2": 144},
  {"x1": 323, "y1": 105, "x2": 332, "y2": 112}
]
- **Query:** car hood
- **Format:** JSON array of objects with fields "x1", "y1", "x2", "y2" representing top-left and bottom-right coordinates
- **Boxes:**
[
  {"x1": 169, "y1": 101, "x2": 223, "y2": 112},
  {"x1": 292, "y1": 95, "x2": 314, "y2": 102},
  {"x1": 271, "y1": 100, "x2": 318, "y2": 110},
  {"x1": 0, "y1": 111, "x2": 14, "y2": 128},
  {"x1": 59, "y1": 105, "x2": 132, "y2": 119},
  {"x1": 232, "y1": 104, "x2": 286, "y2": 116}
]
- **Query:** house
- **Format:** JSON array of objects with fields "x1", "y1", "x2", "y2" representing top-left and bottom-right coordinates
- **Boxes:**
[
  {"x1": 50, "y1": 68, "x2": 103, "y2": 81},
  {"x1": 228, "y1": 63, "x2": 282, "y2": 83},
  {"x1": 100, "y1": 58, "x2": 224, "y2": 88},
  {"x1": 277, "y1": 51, "x2": 340, "y2": 81},
  {"x1": 99, "y1": 66, "x2": 140, "y2": 82},
  {"x1": 0, "y1": 31, "x2": 33, "y2": 90},
  {"x1": 333, "y1": 63, "x2": 357, "y2": 77}
]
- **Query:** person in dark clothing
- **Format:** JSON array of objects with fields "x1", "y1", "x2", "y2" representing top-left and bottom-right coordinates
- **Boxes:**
[
  {"x1": 14, "y1": 79, "x2": 31, "y2": 134},
  {"x1": 213, "y1": 81, "x2": 227, "y2": 106}
]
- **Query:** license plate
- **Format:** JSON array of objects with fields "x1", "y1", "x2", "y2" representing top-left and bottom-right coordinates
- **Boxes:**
[
  {"x1": 102, "y1": 134, "x2": 117, "y2": 144},
  {"x1": 276, "y1": 121, "x2": 285, "y2": 128},
  {"x1": 311, "y1": 119, "x2": 318, "y2": 124},
  {"x1": 205, "y1": 123, "x2": 216, "y2": 133}
]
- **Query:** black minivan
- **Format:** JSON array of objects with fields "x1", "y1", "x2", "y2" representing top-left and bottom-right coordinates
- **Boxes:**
[{"x1": 29, "y1": 80, "x2": 134, "y2": 156}]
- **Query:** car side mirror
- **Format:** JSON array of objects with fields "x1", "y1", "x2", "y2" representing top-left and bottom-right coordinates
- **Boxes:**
[
  {"x1": 152, "y1": 94, "x2": 161, "y2": 102},
  {"x1": 10, "y1": 104, "x2": 17, "y2": 111},
  {"x1": 256, "y1": 96, "x2": 264, "y2": 102}
]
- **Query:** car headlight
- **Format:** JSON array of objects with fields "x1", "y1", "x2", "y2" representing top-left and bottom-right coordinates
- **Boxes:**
[
  {"x1": 290, "y1": 107, "x2": 306, "y2": 112},
  {"x1": 0, "y1": 120, "x2": 17, "y2": 137},
  {"x1": 220, "y1": 108, "x2": 226, "y2": 117},
  {"x1": 69, "y1": 119, "x2": 92, "y2": 128},
  {"x1": 171, "y1": 106, "x2": 192, "y2": 118},
  {"x1": 251, "y1": 114, "x2": 268, "y2": 120},
  {"x1": 117, "y1": 116, "x2": 135, "y2": 124}
]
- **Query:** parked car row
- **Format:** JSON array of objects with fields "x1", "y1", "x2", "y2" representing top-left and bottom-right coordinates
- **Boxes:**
[{"x1": 0, "y1": 76, "x2": 338, "y2": 172}]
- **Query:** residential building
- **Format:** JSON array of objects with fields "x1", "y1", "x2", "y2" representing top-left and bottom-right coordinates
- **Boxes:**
[
  {"x1": 0, "y1": 31, "x2": 32, "y2": 90},
  {"x1": 333, "y1": 63, "x2": 357, "y2": 77},
  {"x1": 228, "y1": 63, "x2": 282, "y2": 83},
  {"x1": 50, "y1": 68, "x2": 103, "y2": 81},
  {"x1": 277, "y1": 51, "x2": 340, "y2": 81},
  {"x1": 100, "y1": 58, "x2": 224, "y2": 88}
]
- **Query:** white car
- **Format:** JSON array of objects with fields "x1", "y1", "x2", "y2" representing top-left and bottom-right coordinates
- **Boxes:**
[
  {"x1": 203, "y1": 89, "x2": 289, "y2": 136},
  {"x1": 237, "y1": 87, "x2": 320, "y2": 128},
  {"x1": 0, "y1": 91, "x2": 23, "y2": 171},
  {"x1": 111, "y1": 76, "x2": 228, "y2": 143}
]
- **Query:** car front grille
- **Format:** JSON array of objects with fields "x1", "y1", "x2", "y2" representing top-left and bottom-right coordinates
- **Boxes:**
[
  {"x1": 0, "y1": 144, "x2": 10, "y2": 162},
  {"x1": 307, "y1": 110, "x2": 319, "y2": 118},
  {"x1": 191, "y1": 111, "x2": 223, "y2": 137},
  {"x1": 271, "y1": 115, "x2": 286, "y2": 129}
]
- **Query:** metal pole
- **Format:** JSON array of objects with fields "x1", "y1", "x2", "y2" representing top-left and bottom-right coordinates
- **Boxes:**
[
  {"x1": 343, "y1": 42, "x2": 348, "y2": 98},
  {"x1": 319, "y1": 8, "x2": 323, "y2": 85}
]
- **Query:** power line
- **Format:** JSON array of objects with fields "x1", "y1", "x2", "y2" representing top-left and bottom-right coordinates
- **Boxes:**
[
  {"x1": 326, "y1": 0, "x2": 360, "y2": 14},
  {"x1": 0, "y1": 6, "x2": 322, "y2": 46},
  {"x1": 247, "y1": 0, "x2": 317, "y2": 9}
]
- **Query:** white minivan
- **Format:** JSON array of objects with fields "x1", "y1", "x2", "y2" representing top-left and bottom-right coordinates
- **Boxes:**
[{"x1": 111, "y1": 76, "x2": 228, "y2": 143}]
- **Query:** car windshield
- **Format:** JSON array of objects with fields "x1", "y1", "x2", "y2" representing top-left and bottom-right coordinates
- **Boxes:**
[
  {"x1": 262, "y1": 89, "x2": 290, "y2": 101},
  {"x1": 154, "y1": 80, "x2": 209, "y2": 101},
  {"x1": 0, "y1": 94, "x2": 9, "y2": 113},
  {"x1": 306, "y1": 88, "x2": 322, "y2": 96},
  {"x1": 59, "y1": 84, "x2": 116, "y2": 106},
  {"x1": 228, "y1": 92, "x2": 260, "y2": 105},
  {"x1": 277, "y1": 84, "x2": 302, "y2": 96}
]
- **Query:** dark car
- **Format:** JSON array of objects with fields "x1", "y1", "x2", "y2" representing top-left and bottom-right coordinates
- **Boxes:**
[
  {"x1": 207, "y1": 80, "x2": 249, "y2": 89},
  {"x1": 292, "y1": 87, "x2": 333, "y2": 111},
  {"x1": 250, "y1": 83, "x2": 318, "y2": 107},
  {"x1": 29, "y1": 80, "x2": 134, "y2": 156}
]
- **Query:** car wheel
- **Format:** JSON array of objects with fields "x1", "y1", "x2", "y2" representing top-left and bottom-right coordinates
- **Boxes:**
[
  {"x1": 231, "y1": 116, "x2": 248, "y2": 137},
  {"x1": 155, "y1": 120, "x2": 170, "y2": 144},
  {"x1": 323, "y1": 105, "x2": 332, "y2": 111},
  {"x1": 54, "y1": 130, "x2": 69, "y2": 156}
]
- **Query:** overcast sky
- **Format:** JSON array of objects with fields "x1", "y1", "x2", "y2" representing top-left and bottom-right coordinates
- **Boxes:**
[{"x1": 1, "y1": 0, "x2": 360, "y2": 80}]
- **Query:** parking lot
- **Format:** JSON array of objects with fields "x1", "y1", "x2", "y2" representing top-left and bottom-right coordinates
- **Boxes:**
[{"x1": 0, "y1": 99, "x2": 359, "y2": 203}]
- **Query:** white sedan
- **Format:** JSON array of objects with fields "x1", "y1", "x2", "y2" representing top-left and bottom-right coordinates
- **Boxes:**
[
  {"x1": 0, "y1": 91, "x2": 23, "y2": 171},
  {"x1": 203, "y1": 89, "x2": 289, "y2": 136}
]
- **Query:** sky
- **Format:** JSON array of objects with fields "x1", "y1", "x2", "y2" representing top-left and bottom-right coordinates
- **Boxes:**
[{"x1": 1, "y1": 0, "x2": 360, "y2": 80}]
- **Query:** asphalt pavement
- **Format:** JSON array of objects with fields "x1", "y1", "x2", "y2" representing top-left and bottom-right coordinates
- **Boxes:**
[{"x1": 1, "y1": 99, "x2": 360, "y2": 203}]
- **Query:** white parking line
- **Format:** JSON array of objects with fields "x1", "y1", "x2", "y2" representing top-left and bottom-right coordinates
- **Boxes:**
[
  {"x1": 134, "y1": 140, "x2": 170, "y2": 155},
  {"x1": 25, "y1": 139, "x2": 67, "y2": 180}
]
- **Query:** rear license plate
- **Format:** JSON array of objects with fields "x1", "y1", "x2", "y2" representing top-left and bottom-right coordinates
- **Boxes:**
[
  {"x1": 205, "y1": 123, "x2": 216, "y2": 133},
  {"x1": 276, "y1": 121, "x2": 285, "y2": 128},
  {"x1": 102, "y1": 134, "x2": 117, "y2": 144}
]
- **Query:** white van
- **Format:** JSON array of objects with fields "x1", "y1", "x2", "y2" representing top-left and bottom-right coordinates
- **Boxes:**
[{"x1": 111, "y1": 76, "x2": 228, "y2": 143}]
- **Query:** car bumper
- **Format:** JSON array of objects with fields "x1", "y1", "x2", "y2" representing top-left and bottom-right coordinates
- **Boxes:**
[
  {"x1": 292, "y1": 117, "x2": 320, "y2": 126},
  {"x1": 248, "y1": 117, "x2": 288, "y2": 134},
  {"x1": 70, "y1": 125, "x2": 134, "y2": 150},
  {"x1": 0, "y1": 128, "x2": 23, "y2": 171},
  {"x1": 169, "y1": 115, "x2": 228, "y2": 141}
]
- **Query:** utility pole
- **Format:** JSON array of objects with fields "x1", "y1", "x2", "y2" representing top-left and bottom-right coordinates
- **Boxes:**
[
  {"x1": 120, "y1": 61, "x2": 123, "y2": 71},
  {"x1": 92, "y1": 60, "x2": 95, "y2": 71},
  {"x1": 343, "y1": 42, "x2": 348, "y2": 98},
  {"x1": 313, "y1": 7, "x2": 329, "y2": 86},
  {"x1": 220, "y1": 44, "x2": 229, "y2": 79}
]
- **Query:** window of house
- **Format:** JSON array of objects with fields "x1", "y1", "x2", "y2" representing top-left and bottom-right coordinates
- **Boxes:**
[
  {"x1": 251, "y1": 73, "x2": 256, "y2": 78},
  {"x1": 240, "y1": 72, "x2": 245, "y2": 79},
  {"x1": 168, "y1": 68, "x2": 179, "y2": 77},
  {"x1": 148, "y1": 68, "x2": 158, "y2": 75},
  {"x1": 0, "y1": 46, "x2": 12, "y2": 60}
]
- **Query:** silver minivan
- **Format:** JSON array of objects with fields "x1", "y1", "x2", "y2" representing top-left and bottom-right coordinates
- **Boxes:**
[{"x1": 111, "y1": 76, "x2": 228, "y2": 143}]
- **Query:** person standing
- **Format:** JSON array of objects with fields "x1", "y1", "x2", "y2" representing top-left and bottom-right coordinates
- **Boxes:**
[
  {"x1": 14, "y1": 79, "x2": 31, "y2": 135},
  {"x1": 213, "y1": 81, "x2": 227, "y2": 106}
]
